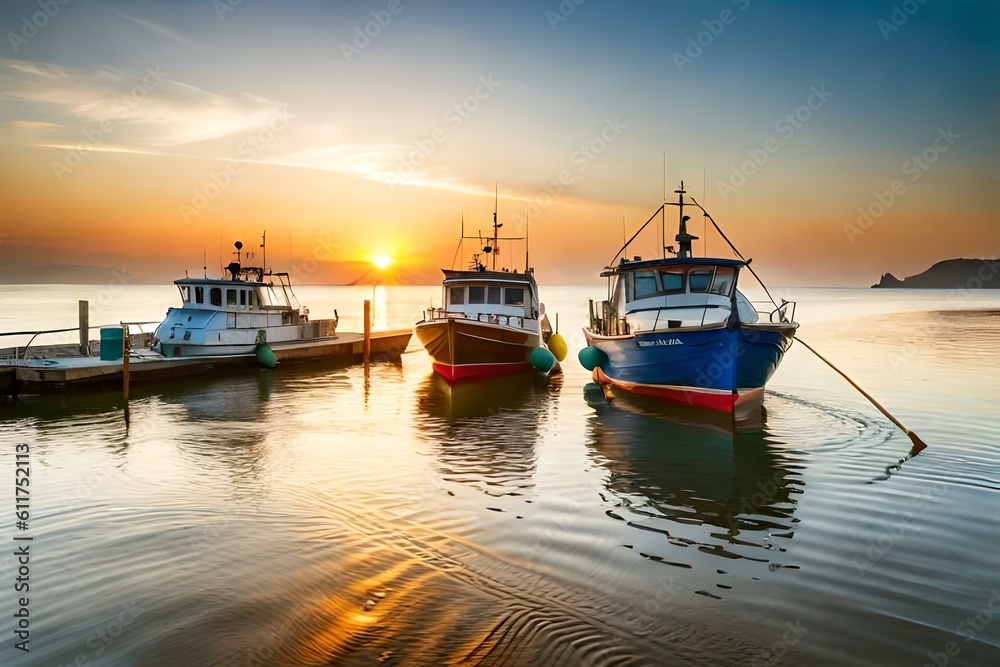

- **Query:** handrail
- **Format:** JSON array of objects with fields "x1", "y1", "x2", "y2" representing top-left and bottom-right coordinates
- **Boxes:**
[
  {"x1": 0, "y1": 326, "x2": 82, "y2": 338},
  {"x1": 768, "y1": 300, "x2": 796, "y2": 324},
  {"x1": 626, "y1": 304, "x2": 725, "y2": 313},
  {"x1": 1, "y1": 321, "x2": 159, "y2": 362}
]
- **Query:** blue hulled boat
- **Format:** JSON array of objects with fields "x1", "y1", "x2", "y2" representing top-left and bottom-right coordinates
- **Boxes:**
[{"x1": 580, "y1": 182, "x2": 798, "y2": 418}]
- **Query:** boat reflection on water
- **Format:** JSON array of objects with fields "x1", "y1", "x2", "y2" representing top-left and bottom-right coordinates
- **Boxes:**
[
  {"x1": 584, "y1": 382, "x2": 805, "y2": 568},
  {"x1": 415, "y1": 372, "x2": 561, "y2": 497}
]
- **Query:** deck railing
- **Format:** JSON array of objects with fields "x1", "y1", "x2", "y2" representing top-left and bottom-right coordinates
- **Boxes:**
[
  {"x1": 423, "y1": 308, "x2": 526, "y2": 329},
  {"x1": 588, "y1": 298, "x2": 798, "y2": 336},
  {"x1": 751, "y1": 300, "x2": 797, "y2": 324}
]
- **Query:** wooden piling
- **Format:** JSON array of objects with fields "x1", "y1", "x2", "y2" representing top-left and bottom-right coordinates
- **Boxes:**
[
  {"x1": 363, "y1": 300, "x2": 371, "y2": 373},
  {"x1": 122, "y1": 323, "x2": 130, "y2": 401},
  {"x1": 79, "y1": 300, "x2": 89, "y2": 355}
]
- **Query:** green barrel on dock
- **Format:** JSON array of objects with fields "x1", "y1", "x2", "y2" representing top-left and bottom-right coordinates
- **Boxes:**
[{"x1": 100, "y1": 328, "x2": 123, "y2": 361}]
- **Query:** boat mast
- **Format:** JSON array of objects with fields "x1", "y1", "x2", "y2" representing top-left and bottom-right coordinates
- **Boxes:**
[
  {"x1": 260, "y1": 230, "x2": 266, "y2": 275},
  {"x1": 661, "y1": 154, "x2": 666, "y2": 259},
  {"x1": 674, "y1": 181, "x2": 698, "y2": 258},
  {"x1": 525, "y1": 211, "x2": 529, "y2": 273},
  {"x1": 492, "y1": 184, "x2": 499, "y2": 271}
]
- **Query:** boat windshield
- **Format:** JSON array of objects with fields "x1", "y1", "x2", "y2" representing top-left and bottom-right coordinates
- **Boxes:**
[
  {"x1": 624, "y1": 264, "x2": 736, "y2": 303},
  {"x1": 258, "y1": 284, "x2": 290, "y2": 309}
]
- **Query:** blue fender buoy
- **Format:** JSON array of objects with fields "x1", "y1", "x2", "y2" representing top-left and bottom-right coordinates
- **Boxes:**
[
  {"x1": 529, "y1": 346, "x2": 556, "y2": 372},
  {"x1": 578, "y1": 346, "x2": 607, "y2": 371}
]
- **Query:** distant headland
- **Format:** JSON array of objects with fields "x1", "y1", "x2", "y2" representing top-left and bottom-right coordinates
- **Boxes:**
[{"x1": 871, "y1": 258, "x2": 999, "y2": 289}]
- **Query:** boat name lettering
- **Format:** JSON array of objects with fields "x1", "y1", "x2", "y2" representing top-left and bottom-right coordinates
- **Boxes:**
[{"x1": 637, "y1": 338, "x2": 684, "y2": 347}]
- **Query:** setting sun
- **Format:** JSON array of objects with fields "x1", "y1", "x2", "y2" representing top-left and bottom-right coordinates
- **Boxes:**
[{"x1": 373, "y1": 254, "x2": 393, "y2": 270}]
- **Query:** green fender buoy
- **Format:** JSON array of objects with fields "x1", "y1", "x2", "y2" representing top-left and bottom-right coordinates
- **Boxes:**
[
  {"x1": 255, "y1": 330, "x2": 277, "y2": 368},
  {"x1": 578, "y1": 346, "x2": 607, "y2": 371},
  {"x1": 529, "y1": 346, "x2": 556, "y2": 372}
]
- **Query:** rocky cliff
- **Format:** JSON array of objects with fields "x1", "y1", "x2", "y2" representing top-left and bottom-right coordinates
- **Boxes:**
[{"x1": 871, "y1": 259, "x2": 999, "y2": 288}]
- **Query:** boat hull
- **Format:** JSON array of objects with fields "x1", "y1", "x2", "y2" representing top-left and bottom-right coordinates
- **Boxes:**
[
  {"x1": 584, "y1": 324, "x2": 796, "y2": 413},
  {"x1": 415, "y1": 318, "x2": 539, "y2": 383}
]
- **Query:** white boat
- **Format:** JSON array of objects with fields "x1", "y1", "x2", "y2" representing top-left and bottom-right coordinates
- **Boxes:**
[{"x1": 153, "y1": 239, "x2": 339, "y2": 359}]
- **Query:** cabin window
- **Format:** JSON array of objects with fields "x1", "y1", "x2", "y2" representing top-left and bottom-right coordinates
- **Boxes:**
[
  {"x1": 194, "y1": 286, "x2": 204, "y2": 304},
  {"x1": 248, "y1": 291, "x2": 255, "y2": 307},
  {"x1": 226, "y1": 289, "x2": 237, "y2": 306},
  {"x1": 504, "y1": 288, "x2": 524, "y2": 306},
  {"x1": 468, "y1": 286, "x2": 485, "y2": 304},
  {"x1": 632, "y1": 271, "x2": 659, "y2": 300},
  {"x1": 240, "y1": 290, "x2": 247, "y2": 306},
  {"x1": 449, "y1": 286, "x2": 464, "y2": 305},
  {"x1": 689, "y1": 270, "x2": 713, "y2": 293},
  {"x1": 488, "y1": 286, "x2": 502, "y2": 304},
  {"x1": 210, "y1": 288, "x2": 222, "y2": 306},
  {"x1": 710, "y1": 267, "x2": 736, "y2": 296},
  {"x1": 658, "y1": 270, "x2": 685, "y2": 293},
  {"x1": 180, "y1": 286, "x2": 191, "y2": 302}
]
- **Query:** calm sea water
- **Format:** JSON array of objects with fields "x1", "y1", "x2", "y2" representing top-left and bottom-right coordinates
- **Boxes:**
[{"x1": 1, "y1": 284, "x2": 998, "y2": 666}]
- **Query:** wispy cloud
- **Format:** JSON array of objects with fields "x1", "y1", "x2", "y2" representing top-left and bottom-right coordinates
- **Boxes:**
[
  {"x1": 110, "y1": 13, "x2": 201, "y2": 48},
  {"x1": 0, "y1": 57, "x2": 289, "y2": 149},
  {"x1": 0, "y1": 57, "x2": 587, "y2": 205}
]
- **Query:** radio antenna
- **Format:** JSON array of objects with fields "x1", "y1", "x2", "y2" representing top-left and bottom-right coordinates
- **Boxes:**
[{"x1": 703, "y1": 166, "x2": 708, "y2": 257}]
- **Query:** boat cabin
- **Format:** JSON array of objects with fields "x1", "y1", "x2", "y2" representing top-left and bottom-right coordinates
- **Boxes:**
[
  {"x1": 173, "y1": 269, "x2": 302, "y2": 319},
  {"x1": 154, "y1": 265, "x2": 316, "y2": 352},
  {"x1": 595, "y1": 257, "x2": 758, "y2": 335},
  {"x1": 433, "y1": 269, "x2": 540, "y2": 329}
]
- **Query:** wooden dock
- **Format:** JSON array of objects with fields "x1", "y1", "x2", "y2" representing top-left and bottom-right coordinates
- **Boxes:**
[{"x1": 0, "y1": 329, "x2": 412, "y2": 396}]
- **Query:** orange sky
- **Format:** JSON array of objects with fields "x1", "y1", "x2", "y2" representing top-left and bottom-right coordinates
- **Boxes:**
[{"x1": 0, "y1": 2, "x2": 997, "y2": 286}]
